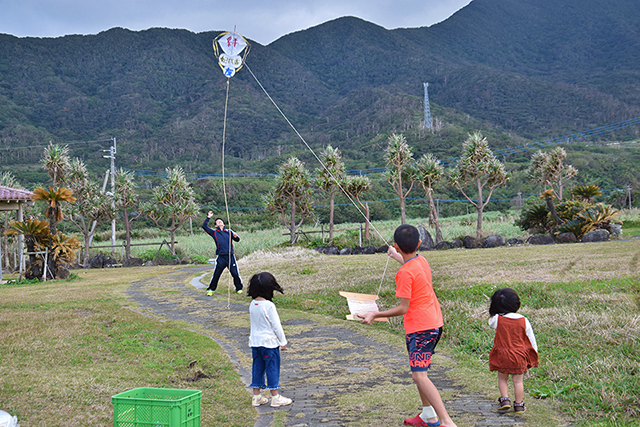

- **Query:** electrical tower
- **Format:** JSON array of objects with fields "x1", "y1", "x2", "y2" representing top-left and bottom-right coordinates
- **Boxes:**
[{"x1": 423, "y1": 83, "x2": 432, "y2": 130}]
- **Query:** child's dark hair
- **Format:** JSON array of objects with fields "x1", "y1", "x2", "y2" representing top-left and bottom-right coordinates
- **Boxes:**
[
  {"x1": 247, "y1": 272, "x2": 284, "y2": 301},
  {"x1": 489, "y1": 288, "x2": 521, "y2": 316},
  {"x1": 215, "y1": 217, "x2": 223, "y2": 223},
  {"x1": 393, "y1": 224, "x2": 420, "y2": 253}
]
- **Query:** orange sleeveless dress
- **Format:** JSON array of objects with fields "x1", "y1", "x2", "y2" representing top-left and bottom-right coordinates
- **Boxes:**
[{"x1": 489, "y1": 316, "x2": 538, "y2": 375}]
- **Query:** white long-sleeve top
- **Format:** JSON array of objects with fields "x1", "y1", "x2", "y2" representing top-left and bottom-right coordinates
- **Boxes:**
[
  {"x1": 489, "y1": 313, "x2": 538, "y2": 352},
  {"x1": 249, "y1": 299, "x2": 287, "y2": 348}
]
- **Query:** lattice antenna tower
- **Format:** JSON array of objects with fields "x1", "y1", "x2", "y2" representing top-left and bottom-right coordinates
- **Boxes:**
[{"x1": 423, "y1": 82, "x2": 432, "y2": 130}]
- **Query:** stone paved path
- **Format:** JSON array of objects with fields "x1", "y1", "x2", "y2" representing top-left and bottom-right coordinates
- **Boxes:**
[{"x1": 126, "y1": 266, "x2": 530, "y2": 427}]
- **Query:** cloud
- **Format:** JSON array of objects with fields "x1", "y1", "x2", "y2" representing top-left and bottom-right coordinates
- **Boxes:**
[{"x1": 0, "y1": 0, "x2": 472, "y2": 45}]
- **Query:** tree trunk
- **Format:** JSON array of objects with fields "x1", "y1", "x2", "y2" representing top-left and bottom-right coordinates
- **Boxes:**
[
  {"x1": 398, "y1": 173, "x2": 406, "y2": 224},
  {"x1": 124, "y1": 209, "x2": 131, "y2": 259},
  {"x1": 476, "y1": 179, "x2": 484, "y2": 240},
  {"x1": 328, "y1": 192, "x2": 335, "y2": 245},
  {"x1": 364, "y1": 203, "x2": 370, "y2": 243},
  {"x1": 545, "y1": 196, "x2": 563, "y2": 225},
  {"x1": 289, "y1": 199, "x2": 297, "y2": 244},
  {"x1": 428, "y1": 193, "x2": 443, "y2": 244}
]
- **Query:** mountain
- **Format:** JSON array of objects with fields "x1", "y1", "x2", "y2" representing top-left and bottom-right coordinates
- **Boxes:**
[{"x1": 0, "y1": 0, "x2": 639, "y2": 190}]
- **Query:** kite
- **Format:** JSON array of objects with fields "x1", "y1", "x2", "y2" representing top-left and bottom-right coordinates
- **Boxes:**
[
  {"x1": 339, "y1": 291, "x2": 388, "y2": 322},
  {"x1": 213, "y1": 30, "x2": 251, "y2": 78}
]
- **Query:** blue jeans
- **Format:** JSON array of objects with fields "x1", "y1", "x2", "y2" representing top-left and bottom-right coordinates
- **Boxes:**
[{"x1": 250, "y1": 347, "x2": 281, "y2": 390}]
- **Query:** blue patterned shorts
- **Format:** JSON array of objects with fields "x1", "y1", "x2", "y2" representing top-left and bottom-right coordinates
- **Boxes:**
[{"x1": 405, "y1": 328, "x2": 442, "y2": 372}]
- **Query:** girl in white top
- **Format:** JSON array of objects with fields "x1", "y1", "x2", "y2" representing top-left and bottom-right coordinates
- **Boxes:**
[{"x1": 247, "y1": 272, "x2": 292, "y2": 408}]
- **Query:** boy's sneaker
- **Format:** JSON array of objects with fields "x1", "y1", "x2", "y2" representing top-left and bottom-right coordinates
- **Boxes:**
[
  {"x1": 236, "y1": 289, "x2": 243, "y2": 294},
  {"x1": 251, "y1": 394, "x2": 269, "y2": 406},
  {"x1": 404, "y1": 414, "x2": 440, "y2": 426},
  {"x1": 206, "y1": 290, "x2": 213, "y2": 296},
  {"x1": 270, "y1": 394, "x2": 292, "y2": 407},
  {"x1": 497, "y1": 397, "x2": 512, "y2": 411},
  {"x1": 514, "y1": 401, "x2": 526, "y2": 412}
]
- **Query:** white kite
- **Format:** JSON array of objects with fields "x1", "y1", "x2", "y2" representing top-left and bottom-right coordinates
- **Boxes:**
[{"x1": 213, "y1": 31, "x2": 250, "y2": 78}]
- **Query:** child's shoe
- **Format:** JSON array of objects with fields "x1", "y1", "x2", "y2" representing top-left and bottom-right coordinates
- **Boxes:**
[
  {"x1": 206, "y1": 290, "x2": 213, "y2": 296},
  {"x1": 251, "y1": 394, "x2": 269, "y2": 406},
  {"x1": 270, "y1": 394, "x2": 292, "y2": 407},
  {"x1": 404, "y1": 413, "x2": 441, "y2": 426},
  {"x1": 513, "y1": 401, "x2": 526, "y2": 412},
  {"x1": 497, "y1": 397, "x2": 511, "y2": 411}
]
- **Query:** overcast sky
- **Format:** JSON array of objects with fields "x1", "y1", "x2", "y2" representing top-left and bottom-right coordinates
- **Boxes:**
[{"x1": 0, "y1": 0, "x2": 472, "y2": 45}]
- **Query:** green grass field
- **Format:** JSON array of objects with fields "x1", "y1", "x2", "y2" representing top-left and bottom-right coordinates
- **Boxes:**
[{"x1": 2, "y1": 210, "x2": 639, "y2": 426}]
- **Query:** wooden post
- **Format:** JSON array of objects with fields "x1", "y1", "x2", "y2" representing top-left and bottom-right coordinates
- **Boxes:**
[
  {"x1": 321, "y1": 224, "x2": 325, "y2": 244},
  {"x1": 359, "y1": 224, "x2": 363, "y2": 247}
]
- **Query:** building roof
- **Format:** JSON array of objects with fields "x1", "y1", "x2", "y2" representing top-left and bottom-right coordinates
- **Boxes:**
[{"x1": 0, "y1": 185, "x2": 34, "y2": 202}]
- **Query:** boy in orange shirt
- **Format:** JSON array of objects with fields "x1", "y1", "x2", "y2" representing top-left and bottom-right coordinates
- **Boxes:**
[{"x1": 360, "y1": 224, "x2": 457, "y2": 427}]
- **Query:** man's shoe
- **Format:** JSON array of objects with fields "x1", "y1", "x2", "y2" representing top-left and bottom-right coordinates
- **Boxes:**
[
  {"x1": 206, "y1": 290, "x2": 213, "y2": 296},
  {"x1": 270, "y1": 394, "x2": 292, "y2": 407},
  {"x1": 404, "y1": 414, "x2": 440, "y2": 426}
]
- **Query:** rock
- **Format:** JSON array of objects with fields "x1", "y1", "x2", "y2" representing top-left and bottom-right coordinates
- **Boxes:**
[
  {"x1": 582, "y1": 229, "x2": 610, "y2": 242},
  {"x1": 528, "y1": 234, "x2": 555, "y2": 245},
  {"x1": 609, "y1": 223, "x2": 622, "y2": 238},
  {"x1": 351, "y1": 246, "x2": 364, "y2": 255},
  {"x1": 451, "y1": 239, "x2": 463, "y2": 248},
  {"x1": 418, "y1": 224, "x2": 434, "y2": 251},
  {"x1": 143, "y1": 260, "x2": 157, "y2": 266},
  {"x1": 463, "y1": 236, "x2": 479, "y2": 249},
  {"x1": 339, "y1": 248, "x2": 353, "y2": 255},
  {"x1": 87, "y1": 253, "x2": 106, "y2": 269},
  {"x1": 556, "y1": 232, "x2": 577, "y2": 244},
  {"x1": 377, "y1": 245, "x2": 389, "y2": 254},
  {"x1": 123, "y1": 257, "x2": 144, "y2": 267},
  {"x1": 56, "y1": 266, "x2": 70, "y2": 279},
  {"x1": 325, "y1": 246, "x2": 340, "y2": 255},
  {"x1": 313, "y1": 246, "x2": 325, "y2": 253},
  {"x1": 362, "y1": 245, "x2": 377, "y2": 255},
  {"x1": 507, "y1": 238, "x2": 524, "y2": 246},
  {"x1": 435, "y1": 241, "x2": 452, "y2": 250},
  {"x1": 482, "y1": 234, "x2": 506, "y2": 248}
]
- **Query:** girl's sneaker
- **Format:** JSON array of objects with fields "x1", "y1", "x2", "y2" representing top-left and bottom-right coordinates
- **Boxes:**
[
  {"x1": 497, "y1": 397, "x2": 512, "y2": 411},
  {"x1": 270, "y1": 394, "x2": 292, "y2": 407},
  {"x1": 514, "y1": 401, "x2": 526, "y2": 412},
  {"x1": 252, "y1": 394, "x2": 269, "y2": 406}
]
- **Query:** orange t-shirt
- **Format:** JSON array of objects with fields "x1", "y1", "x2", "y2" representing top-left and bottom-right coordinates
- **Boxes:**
[{"x1": 395, "y1": 255, "x2": 443, "y2": 334}]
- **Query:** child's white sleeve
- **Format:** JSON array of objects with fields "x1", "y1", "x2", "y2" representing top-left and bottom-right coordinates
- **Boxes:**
[
  {"x1": 525, "y1": 318, "x2": 538, "y2": 352},
  {"x1": 488, "y1": 314, "x2": 499, "y2": 329},
  {"x1": 266, "y1": 304, "x2": 288, "y2": 347}
]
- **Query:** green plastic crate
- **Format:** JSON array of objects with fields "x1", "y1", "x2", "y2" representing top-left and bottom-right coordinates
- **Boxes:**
[{"x1": 112, "y1": 387, "x2": 201, "y2": 427}]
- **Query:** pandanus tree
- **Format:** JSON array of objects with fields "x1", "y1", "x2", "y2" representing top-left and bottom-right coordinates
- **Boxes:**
[
  {"x1": 315, "y1": 146, "x2": 347, "y2": 245},
  {"x1": 114, "y1": 168, "x2": 141, "y2": 260},
  {"x1": 416, "y1": 154, "x2": 444, "y2": 244},
  {"x1": 449, "y1": 132, "x2": 510, "y2": 240},
  {"x1": 384, "y1": 133, "x2": 416, "y2": 224},
  {"x1": 266, "y1": 157, "x2": 314, "y2": 244},
  {"x1": 345, "y1": 175, "x2": 372, "y2": 243}
]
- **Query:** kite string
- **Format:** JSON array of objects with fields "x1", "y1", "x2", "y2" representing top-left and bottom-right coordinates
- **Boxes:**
[
  {"x1": 245, "y1": 63, "x2": 393, "y2": 296},
  {"x1": 221, "y1": 78, "x2": 232, "y2": 309},
  {"x1": 244, "y1": 64, "x2": 390, "y2": 249}
]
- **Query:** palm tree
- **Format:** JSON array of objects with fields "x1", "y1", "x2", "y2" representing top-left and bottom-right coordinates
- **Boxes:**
[
  {"x1": 384, "y1": 133, "x2": 416, "y2": 224},
  {"x1": 6, "y1": 219, "x2": 49, "y2": 279},
  {"x1": 32, "y1": 186, "x2": 76, "y2": 237},
  {"x1": 416, "y1": 153, "x2": 444, "y2": 244},
  {"x1": 571, "y1": 185, "x2": 602, "y2": 203},
  {"x1": 449, "y1": 132, "x2": 510, "y2": 240},
  {"x1": 41, "y1": 143, "x2": 70, "y2": 188},
  {"x1": 345, "y1": 175, "x2": 372, "y2": 243},
  {"x1": 316, "y1": 146, "x2": 347, "y2": 245}
]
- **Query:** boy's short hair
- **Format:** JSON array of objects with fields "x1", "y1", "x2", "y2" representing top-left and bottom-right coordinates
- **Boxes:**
[
  {"x1": 214, "y1": 217, "x2": 223, "y2": 223},
  {"x1": 394, "y1": 224, "x2": 420, "y2": 253}
]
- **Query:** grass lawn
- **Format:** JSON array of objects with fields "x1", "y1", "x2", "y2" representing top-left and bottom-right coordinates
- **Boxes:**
[
  {"x1": 0, "y1": 266, "x2": 254, "y2": 427},
  {"x1": 1, "y1": 238, "x2": 639, "y2": 426}
]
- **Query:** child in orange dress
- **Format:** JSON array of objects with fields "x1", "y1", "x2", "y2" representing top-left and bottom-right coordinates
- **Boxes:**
[{"x1": 488, "y1": 288, "x2": 538, "y2": 413}]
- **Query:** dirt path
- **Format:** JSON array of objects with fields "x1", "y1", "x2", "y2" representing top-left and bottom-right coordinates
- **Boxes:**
[{"x1": 126, "y1": 266, "x2": 530, "y2": 427}]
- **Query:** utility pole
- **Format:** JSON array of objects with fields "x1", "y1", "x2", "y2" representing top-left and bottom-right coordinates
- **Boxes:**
[
  {"x1": 103, "y1": 138, "x2": 117, "y2": 254},
  {"x1": 423, "y1": 83, "x2": 433, "y2": 130}
]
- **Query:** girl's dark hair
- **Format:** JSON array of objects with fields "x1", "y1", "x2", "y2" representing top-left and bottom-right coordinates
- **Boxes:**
[
  {"x1": 489, "y1": 288, "x2": 521, "y2": 316},
  {"x1": 247, "y1": 272, "x2": 284, "y2": 301}
]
